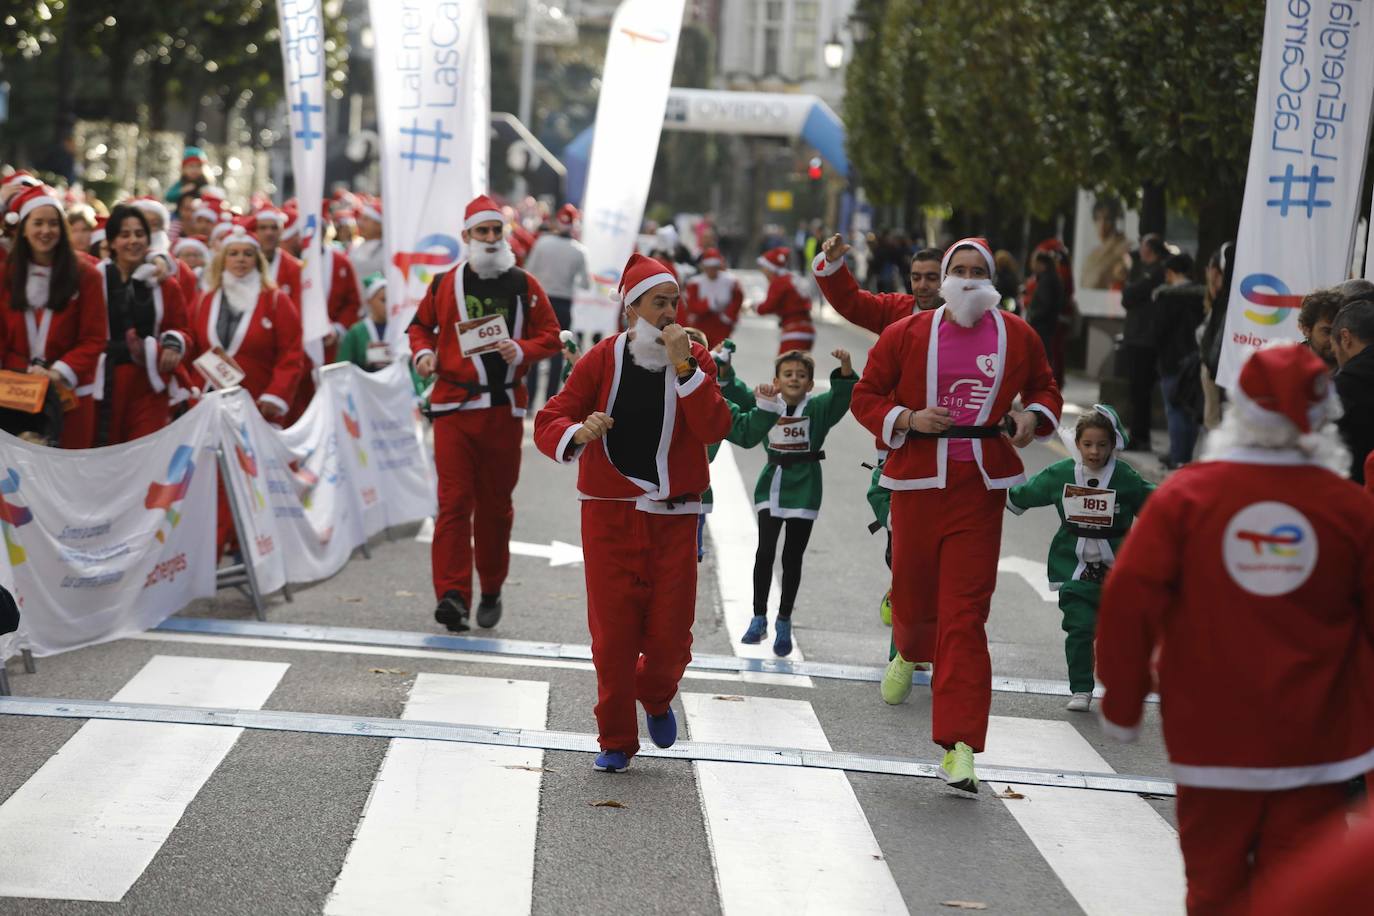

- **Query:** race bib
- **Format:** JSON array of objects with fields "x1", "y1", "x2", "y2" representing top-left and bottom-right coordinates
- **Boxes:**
[
  {"x1": 457, "y1": 314, "x2": 511, "y2": 357},
  {"x1": 193, "y1": 350, "x2": 247, "y2": 390},
  {"x1": 1063, "y1": 484, "x2": 1116, "y2": 529},
  {"x1": 769, "y1": 415, "x2": 811, "y2": 452},
  {"x1": 366, "y1": 341, "x2": 391, "y2": 368}
]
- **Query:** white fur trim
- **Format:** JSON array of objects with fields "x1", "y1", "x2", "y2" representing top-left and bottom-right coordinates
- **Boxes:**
[
  {"x1": 412, "y1": 348, "x2": 436, "y2": 369},
  {"x1": 1027, "y1": 403, "x2": 1059, "y2": 441},
  {"x1": 508, "y1": 342, "x2": 525, "y2": 368},
  {"x1": 282, "y1": 221, "x2": 301, "y2": 239},
  {"x1": 51, "y1": 360, "x2": 77, "y2": 390},
  {"x1": 674, "y1": 367, "x2": 706, "y2": 397},
  {"x1": 1172, "y1": 746, "x2": 1374, "y2": 791},
  {"x1": 18, "y1": 194, "x2": 62, "y2": 222},
  {"x1": 811, "y1": 251, "x2": 843, "y2": 278},
  {"x1": 622, "y1": 271, "x2": 677, "y2": 307},
  {"x1": 174, "y1": 238, "x2": 209, "y2": 260},
  {"x1": 940, "y1": 238, "x2": 996, "y2": 281},
  {"x1": 192, "y1": 205, "x2": 218, "y2": 222},
  {"x1": 258, "y1": 393, "x2": 289, "y2": 416},
  {"x1": 882, "y1": 405, "x2": 910, "y2": 450},
  {"x1": 464, "y1": 209, "x2": 503, "y2": 230},
  {"x1": 254, "y1": 209, "x2": 286, "y2": 225},
  {"x1": 699, "y1": 257, "x2": 723, "y2": 268},
  {"x1": 556, "y1": 424, "x2": 585, "y2": 464}
]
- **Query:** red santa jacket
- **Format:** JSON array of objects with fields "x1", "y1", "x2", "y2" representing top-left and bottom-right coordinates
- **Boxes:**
[
  {"x1": 190, "y1": 285, "x2": 307, "y2": 416},
  {"x1": 93, "y1": 261, "x2": 192, "y2": 399},
  {"x1": 683, "y1": 272, "x2": 743, "y2": 347},
  {"x1": 323, "y1": 248, "x2": 361, "y2": 338},
  {"x1": 174, "y1": 256, "x2": 198, "y2": 308},
  {"x1": 851, "y1": 306, "x2": 1061, "y2": 490},
  {"x1": 0, "y1": 259, "x2": 107, "y2": 393},
  {"x1": 534, "y1": 334, "x2": 732, "y2": 513},
  {"x1": 755, "y1": 272, "x2": 814, "y2": 345},
  {"x1": 407, "y1": 262, "x2": 561, "y2": 417},
  {"x1": 270, "y1": 249, "x2": 303, "y2": 309},
  {"x1": 1096, "y1": 453, "x2": 1374, "y2": 789},
  {"x1": 811, "y1": 251, "x2": 915, "y2": 334}
]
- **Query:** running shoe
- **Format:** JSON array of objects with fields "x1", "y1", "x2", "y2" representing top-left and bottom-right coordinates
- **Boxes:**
[
  {"x1": 940, "y1": 741, "x2": 979, "y2": 793},
  {"x1": 773, "y1": 619, "x2": 793, "y2": 657},
  {"x1": 1066, "y1": 692, "x2": 1092, "y2": 712},
  {"x1": 476, "y1": 592, "x2": 503, "y2": 628},
  {"x1": 593, "y1": 750, "x2": 630, "y2": 773},
  {"x1": 881, "y1": 654, "x2": 917, "y2": 705},
  {"x1": 434, "y1": 591, "x2": 469, "y2": 632},
  {"x1": 741, "y1": 615, "x2": 767, "y2": 644},
  {"x1": 645, "y1": 708, "x2": 678, "y2": 749},
  {"x1": 879, "y1": 589, "x2": 892, "y2": 626}
]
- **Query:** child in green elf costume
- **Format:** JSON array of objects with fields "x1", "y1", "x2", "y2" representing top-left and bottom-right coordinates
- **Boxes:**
[
  {"x1": 1006, "y1": 405, "x2": 1154, "y2": 711},
  {"x1": 733, "y1": 348, "x2": 858, "y2": 656},
  {"x1": 336, "y1": 273, "x2": 425, "y2": 395}
]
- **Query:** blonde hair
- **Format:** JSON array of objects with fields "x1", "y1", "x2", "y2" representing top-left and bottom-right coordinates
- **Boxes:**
[{"x1": 206, "y1": 240, "x2": 276, "y2": 292}]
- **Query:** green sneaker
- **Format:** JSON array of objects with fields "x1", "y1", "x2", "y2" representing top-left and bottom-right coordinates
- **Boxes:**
[
  {"x1": 879, "y1": 589, "x2": 893, "y2": 626},
  {"x1": 881, "y1": 654, "x2": 917, "y2": 705},
  {"x1": 940, "y1": 741, "x2": 979, "y2": 793}
]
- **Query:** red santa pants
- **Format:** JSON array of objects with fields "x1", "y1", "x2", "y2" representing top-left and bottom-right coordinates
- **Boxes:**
[
  {"x1": 431, "y1": 407, "x2": 523, "y2": 604},
  {"x1": 1175, "y1": 782, "x2": 1348, "y2": 915},
  {"x1": 777, "y1": 324, "x2": 816, "y2": 355},
  {"x1": 889, "y1": 460, "x2": 1004, "y2": 752},
  {"x1": 103, "y1": 363, "x2": 171, "y2": 445},
  {"x1": 582, "y1": 500, "x2": 697, "y2": 755}
]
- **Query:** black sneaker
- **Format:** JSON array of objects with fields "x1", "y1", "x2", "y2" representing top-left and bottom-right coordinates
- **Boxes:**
[
  {"x1": 434, "y1": 591, "x2": 470, "y2": 632},
  {"x1": 476, "y1": 593, "x2": 503, "y2": 628}
]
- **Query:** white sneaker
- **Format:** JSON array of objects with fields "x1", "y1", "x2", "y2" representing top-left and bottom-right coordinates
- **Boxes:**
[{"x1": 1066, "y1": 692, "x2": 1091, "y2": 712}]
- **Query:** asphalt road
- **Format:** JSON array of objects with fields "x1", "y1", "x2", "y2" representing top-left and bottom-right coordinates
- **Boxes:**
[{"x1": 0, "y1": 310, "x2": 1184, "y2": 915}]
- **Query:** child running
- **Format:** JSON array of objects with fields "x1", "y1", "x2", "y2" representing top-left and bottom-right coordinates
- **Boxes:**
[
  {"x1": 735, "y1": 348, "x2": 857, "y2": 656},
  {"x1": 1006, "y1": 405, "x2": 1153, "y2": 710}
]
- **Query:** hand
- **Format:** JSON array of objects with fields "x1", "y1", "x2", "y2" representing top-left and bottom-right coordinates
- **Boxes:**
[
  {"x1": 572, "y1": 411, "x2": 614, "y2": 446},
  {"x1": 152, "y1": 259, "x2": 169, "y2": 282},
  {"x1": 562, "y1": 344, "x2": 580, "y2": 365},
  {"x1": 754, "y1": 383, "x2": 780, "y2": 400},
  {"x1": 324, "y1": 331, "x2": 338, "y2": 348},
  {"x1": 1009, "y1": 409, "x2": 1037, "y2": 448},
  {"x1": 213, "y1": 346, "x2": 244, "y2": 376},
  {"x1": 257, "y1": 398, "x2": 284, "y2": 420},
  {"x1": 821, "y1": 234, "x2": 849, "y2": 264},
  {"x1": 495, "y1": 339, "x2": 520, "y2": 365},
  {"x1": 158, "y1": 348, "x2": 183, "y2": 374},
  {"x1": 832, "y1": 347, "x2": 853, "y2": 376},
  {"x1": 904, "y1": 406, "x2": 952, "y2": 435},
  {"x1": 416, "y1": 354, "x2": 436, "y2": 378},
  {"x1": 662, "y1": 323, "x2": 690, "y2": 365}
]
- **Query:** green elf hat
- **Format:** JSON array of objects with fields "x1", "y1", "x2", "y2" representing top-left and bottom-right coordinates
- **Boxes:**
[
  {"x1": 363, "y1": 272, "x2": 387, "y2": 300},
  {"x1": 1091, "y1": 403, "x2": 1128, "y2": 450}
]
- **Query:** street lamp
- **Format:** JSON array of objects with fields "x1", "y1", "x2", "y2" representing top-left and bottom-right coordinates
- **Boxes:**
[{"x1": 823, "y1": 33, "x2": 845, "y2": 71}]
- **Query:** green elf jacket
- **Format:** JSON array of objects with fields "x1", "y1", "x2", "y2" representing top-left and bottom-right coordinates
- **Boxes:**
[
  {"x1": 1006, "y1": 455, "x2": 1154, "y2": 587},
  {"x1": 701, "y1": 370, "x2": 765, "y2": 510},
  {"x1": 733, "y1": 369, "x2": 858, "y2": 520},
  {"x1": 336, "y1": 318, "x2": 426, "y2": 395}
]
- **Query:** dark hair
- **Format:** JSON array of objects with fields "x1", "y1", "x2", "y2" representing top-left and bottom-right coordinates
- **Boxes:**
[
  {"x1": 1074, "y1": 410, "x2": 1116, "y2": 444},
  {"x1": 7, "y1": 204, "x2": 80, "y2": 313},
  {"x1": 106, "y1": 204, "x2": 151, "y2": 261},
  {"x1": 1299, "y1": 287, "x2": 1344, "y2": 331},
  {"x1": 1207, "y1": 241, "x2": 1236, "y2": 307},
  {"x1": 774, "y1": 349, "x2": 815, "y2": 379},
  {"x1": 1335, "y1": 278, "x2": 1374, "y2": 305},
  {"x1": 1332, "y1": 299, "x2": 1374, "y2": 344},
  {"x1": 1164, "y1": 252, "x2": 1194, "y2": 276},
  {"x1": 1140, "y1": 234, "x2": 1168, "y2": 260},
  {"x1": 911, "y1": 247, "x2": 942, "y2": 266},
  {"x1": 1033, "y1": 251, "x2": 1056, "y2": 270},
  {"x1": 1092, "y1": 197, "x2": 1123, "y2": 221}
]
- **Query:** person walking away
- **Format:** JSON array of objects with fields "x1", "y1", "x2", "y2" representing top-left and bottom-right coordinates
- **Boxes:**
[
  {"x1": 1121, "y1": 234, "x2": 1168, "y2": 449},
  {"x1": 755, "y1": 247, "x2": 815, "y2": 354},
  {"x1": 1025, "y1": 250, "x2": 1065, "y2": 356},
  {"x1": 523, "y1": 204, "x2": 589, "y2": 404}
]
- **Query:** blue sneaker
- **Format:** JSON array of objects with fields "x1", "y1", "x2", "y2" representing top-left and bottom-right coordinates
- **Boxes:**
[
  {"x1": 773, "y1": 619, "x2": 793, "y2": 657},
  {"x1": 593, "y1": 750, "x2": 630, "y2": 772},
  {"x1": 645, "y1": 707, "x2": 677, "y2": 748},
  {"x1": 741, "y1": 616, "x2": 767, "y2": 644}
]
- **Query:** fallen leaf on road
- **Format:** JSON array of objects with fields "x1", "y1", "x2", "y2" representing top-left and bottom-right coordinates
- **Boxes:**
[
  {"x1": 940, "y1": 902, "x2": 988, "y2": 911},
  {"x1": 339, "y1": 596, "x2": 364, "y2": 604},
  {"x1": 369, "y1": 667, "x2": 408, "y2": 675},
  {"x1": 589, "y1": 800, "x2": 627, "y2": 809},
  {"x1": 503, "y1": 765, "x2": 546, "y2": 773},
  {"x1": 998, "y1": 787, "x2": 1026, "y2": 800},
  {"x1": 394, "y1": 590, "x2": 417, "y2": 597},
  {"x1": 713, "y1": 695, "x2": 745, "y2": 702}
]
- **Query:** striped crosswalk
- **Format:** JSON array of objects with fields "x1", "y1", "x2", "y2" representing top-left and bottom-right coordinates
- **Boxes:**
[{"x1": 0, "y1": 655, "x2": 1186, "y2": 914}]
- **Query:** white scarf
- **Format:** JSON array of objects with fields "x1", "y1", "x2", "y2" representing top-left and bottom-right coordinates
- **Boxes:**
[{"x1": 221, "y1": 270, "x2": 262, "y2": 314}]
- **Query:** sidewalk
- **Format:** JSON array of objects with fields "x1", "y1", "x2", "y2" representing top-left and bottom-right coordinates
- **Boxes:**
[{"x1": 1060, "y1": 373, "x2": 1174, "y2": 484}]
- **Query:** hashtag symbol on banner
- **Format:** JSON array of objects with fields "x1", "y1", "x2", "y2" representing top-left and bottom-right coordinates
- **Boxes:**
[
  {"x1": 291, "y1": 91, "x2": 324, "y2": 151},
  {"x1": 596, "y1": 208, "x2": 630, "y2": 237},
  {"x1": 400, "y1": 119, "x2": 454, "y2": 172},
  {"x1": 1266, "y1": 164, "x2": 1334, "y2": 218}
]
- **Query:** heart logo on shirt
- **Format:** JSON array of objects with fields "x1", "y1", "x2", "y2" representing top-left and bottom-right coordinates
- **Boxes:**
[{"x1": 977, "y1": 354, "x2": 998, "y2": 378}]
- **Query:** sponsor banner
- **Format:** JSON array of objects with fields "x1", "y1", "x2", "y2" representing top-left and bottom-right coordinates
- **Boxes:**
[
  {"x1": 369, "y1": 0, "x2": 490, "y2": 347},
  {"x1": 216, "y1": 389, "x2": 291, "y2": 594},
  {"x1": 347, "y1": 362, "x2": 437, "y2": 529},
  {"x1": 1218, "y1": 0, "x2": 1374, "y2": 387},
  {"x1": 276, "y1": 0, "x2": 330, "y2": 343},
  {"x1": 573, "y1": 0, "x2": 686, "y2": 335},
  {"x1": 0, "y1": 405, "x2": 218, "y2": 657}
]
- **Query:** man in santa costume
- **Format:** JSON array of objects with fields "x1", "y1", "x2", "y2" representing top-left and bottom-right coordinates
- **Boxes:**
[
  {"x1": 682, "y1": 247, "x2": 743, "y2": 348},
  {"x1": 251, "y1": 207, "x2": 303, "y2": 310},
  {"x1": 1096, "y1": 343, "x2": 1374, "y2": 915},
  {"x1": 131, "y1": 197, "x2": 199, "y2": 309},
  {"x1": 851, "y1": 237, "x2": 1062, "y2": 792},
  {"x1": 813, "y1": 234, "x2": 945, "y2": 333},
  {"x1": 535, "y1": 253, "x2": 733, "y2": 772},
  {"x1": 281, "y1": 204, "x2": 361, "y2": 361},
  {"x1": 755, "y1": 246, "x2": 815, "y2": 354},
  {"x1": 410, "y1": 195, "x2": 562, "y2": 632},
  {"x1": 351, "y1": 196, "x2": 386, "y2": 288}
]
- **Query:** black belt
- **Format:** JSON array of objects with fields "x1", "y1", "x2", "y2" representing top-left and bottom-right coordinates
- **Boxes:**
[
  {"x1": 768, "y1": 449, "x2": 825, "y2": 468},
  {"x1": 912, "y1": 418, "x2": 1014, "y2": 440},
  {"x1": 1066, "y1": 524, "x2": 1117, "y2": 540},
  {"x1": 423, "y1": 376, "x2": 518, "y2": 419}
]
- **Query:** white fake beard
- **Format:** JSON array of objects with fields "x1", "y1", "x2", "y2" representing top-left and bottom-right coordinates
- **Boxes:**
[
  {"x1": 149, "y1": 230, "x2": 172, "y2": 254},
  {"x1": 221, "y1": 270, "x2": 262, "y2": 314},
  {"x1": 627, "y1": 319, "x2": 671, "y2": 371},
  {"x1": 470, "y1": 239, "x2": 517, "y2": 279},
  {"x1": 1201, "y1": 406, "x2": 1350, "y2": 475},
  {"x1": 941, "y1": 276, "x2": 1000, "y2": 327}
]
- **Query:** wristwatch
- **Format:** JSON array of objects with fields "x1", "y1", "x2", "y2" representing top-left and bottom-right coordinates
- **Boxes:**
[{"x1": 675, "y1": 356, "x2": 698, "y2": 382}]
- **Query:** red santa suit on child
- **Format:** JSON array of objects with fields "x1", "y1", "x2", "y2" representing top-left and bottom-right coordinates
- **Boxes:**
[
  {"x1": 409, "y1": 195, "x2": 562, "y2": 629},
  {"x1": 1096, "y1": 343, "x2": 1374, "y2": 916},
  {"x1": 755, "y1": 246, "x2": 815, "y2": 354},
  {"x1": 681, "y1": 248, "x2": 742, "y2": 348},
  {"x1": 535, "y1": 253, "x2": 733, "y2": 766},
  {"x1": 850, "y1": 238, "x2": 1061, "y2": 790}
]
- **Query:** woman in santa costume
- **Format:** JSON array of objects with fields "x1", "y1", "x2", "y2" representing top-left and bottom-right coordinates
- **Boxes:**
[
  {"x1": 1096, "y1": 343, "x2": 1374, "y2": 916},
  {"x1": 410, "y1": 195, "x2": 562, "y2": 633},
  {"x1": 93, "y1": 204, "x2": 192, "y2": 446},
  {"x1": 0, "y1": 185, "x2": 107, "y2": 448},
  {"x1": 851, "y1": 237, "x2": 1062, "y2": 792},
  {"x1": 681, "y1": 248, "x2": 743, "y2": 348},
  {"x1": 535, "y1": 253, "x2": 733, "y2": 772},
  {"x1": 755, "y1": 247, "x2": 815, "y2": 354}
]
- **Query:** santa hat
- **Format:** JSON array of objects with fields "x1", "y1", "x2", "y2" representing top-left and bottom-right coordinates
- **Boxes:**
[
  {"x1": 363, "y1": 272, "x2": 387, "y2": 300},
  {"x1": 90, "y1": 214, "x2": 109, "y2": 245},
  {"x1": 0, "y1": 171, "x2": 41, "y2": 203},
  {"x1": 614, "y1": 253, "x2": 677, "y2": 305},
  {"x1": 192, "y1": 201, "x2": 221, "y2": 224},
  {"x1": 358, "y1": 195, "x2": 382, "y2": 223},
  {"x1": 556, "y1": 203, "x2": 580, "y2": 228},
  {"x1": 209, "y1": 221, "x2": 235, "y2": 245},
  {"x1": 941, "y1": 237, "x2": 996, "y2": 281},
  {"x1": 251, "y1": 207, "x2": 286, "y2": 228},
  {"x1": 182, "y1": 147, "x2": 209, "y2": 167},
  {"x1": 222, "y1": 222, "x2": 261, "y2": 250},
  {"x1": 335, "y1": 208, "x2": 357, "y2": 227},
  {"x1": 281, "y1": 206, "x2": 301, "y2": 240},
  {"x1": 173, "y1": 235, "x2": 210, "y2": 260},
  {"x1": 131, "y1": 197, "x2": 171, "y2": 228},
  {"x1": 11, "y1": 185, "x2": 64, "y2": 224},
  {"x1": 757, "y1": 247, "x2": 790, "y2": 272},
  {"x1": 464, "y1": 195, "x2": 503, "y2": 231},
  {"x1": 699, "y1": 247, "x2": 724, "y2": 269},
  {"x1": 1233, "y1": 343, "x2": 1337, "y2": 436},
  {"x1": 200, "y1": 185, "x2": 227, "y2": 202},
  {"x1": 1090, "y1": 403, "x2": 1128, "y2": 450}
]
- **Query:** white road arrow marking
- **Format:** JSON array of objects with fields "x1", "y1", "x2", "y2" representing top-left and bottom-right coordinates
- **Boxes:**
[{"x1": 509, "y1": 540, "x2": 584, "y2": 567}]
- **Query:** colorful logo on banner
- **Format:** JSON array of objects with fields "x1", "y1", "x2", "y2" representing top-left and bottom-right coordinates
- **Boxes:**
[
  {"x1": 1223, "y1": 502, "x2": 1317, "y2": 597},
  {"x1": 342, "y1": 393, "x2": 368, "y2": 468},
  {"x1": 1239, "y1": 273, "x2": 1304, "y2": 326},
  {"x1": 234, "y1": 422, "x2": 266, "y2": 510},
  {"x1": 0, "y1": 468, "x2": 33, "y2": 565},
  {"x1": 144, "y1": 445, "x2": 197, "y2": 544},
  {"x1": 393, "y1": 233, "x2": 461, "y2": 291}
]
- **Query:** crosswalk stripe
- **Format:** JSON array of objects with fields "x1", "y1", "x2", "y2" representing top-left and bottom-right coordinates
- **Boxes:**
[
  {"x1": 706, "y1": 443, "x2": 813, "y2": 688},
  {"x1": 0, "y1": 656, "x2": 288, "y2": 902},
  {"x1": 324, "y1": 674, "x2": 549, "y2": 916},
  {"x1": 980, "y1": 716, "x2": 1186, "y2": 915},
  {"x1": 682, "y1": 693, "x2": 908, "y2": 915}
]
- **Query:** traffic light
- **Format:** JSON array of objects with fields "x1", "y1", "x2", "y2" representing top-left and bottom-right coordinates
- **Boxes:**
[{"x1": 807, "y1": 157, "x2": 823, "y2": 181}]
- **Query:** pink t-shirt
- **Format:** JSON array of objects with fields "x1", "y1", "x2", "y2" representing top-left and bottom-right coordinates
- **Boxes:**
[{"x1": 936, "y1": 312, "x2": 1000, "y2": 461}]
